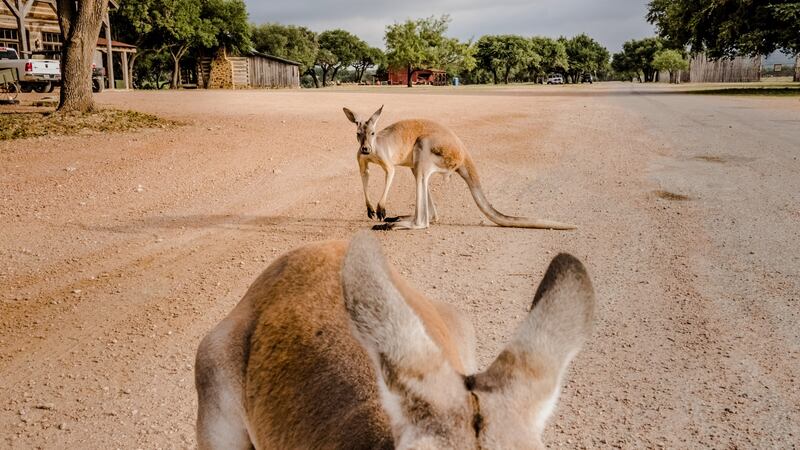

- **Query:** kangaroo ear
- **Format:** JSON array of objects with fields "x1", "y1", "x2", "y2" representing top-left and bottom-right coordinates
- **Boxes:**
[
  {"x1": 341, "y1": 231, "x2": 466, "y2": 439},
  {"x1": 341, "y1": 231, "x2": 442, "y2": 370},
  {"x1": 343, "y1": 107, "x2": 359, "y2": 124},
  {"x1": 366, "y1": 105, "x2": 384, "y2": 127},
  {"x1": 472, "y1": 254, "x2": 595, "y2": 432}
]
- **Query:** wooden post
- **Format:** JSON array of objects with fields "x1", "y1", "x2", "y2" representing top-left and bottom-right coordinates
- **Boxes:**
[
  {"x1": 121, "y1": 50, "x2": 129, "y2": 89},
  {"x1": 2, "y1": 0, "x2": 34, "y2": 54},
  {"x1": 103, "y1": 13, "x2": 114, "y2": 90}
]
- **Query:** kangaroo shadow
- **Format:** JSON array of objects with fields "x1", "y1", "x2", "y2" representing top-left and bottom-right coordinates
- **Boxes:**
[{"x1": 85, "y1": 213, "x2": 503, "y2": 235}]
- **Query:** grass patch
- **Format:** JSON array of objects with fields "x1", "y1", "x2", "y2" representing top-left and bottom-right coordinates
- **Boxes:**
[
  {"x1": 689, "y1": 87, "x2": 800, "y2": 97},
  {"x1": 0, "y1": 109, "x2": 178, "y2": 141},
  {"x1": 654, "y1": 190, "x2": 691, "y2": 201}
]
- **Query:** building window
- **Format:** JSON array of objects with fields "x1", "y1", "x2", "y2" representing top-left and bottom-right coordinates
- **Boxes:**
[
  {"x1": 42, "y1": 31, "x2": 62, "y2": 55},
  {"x1": 0, "y1": 28, "x2": 19, "y2": 51}
]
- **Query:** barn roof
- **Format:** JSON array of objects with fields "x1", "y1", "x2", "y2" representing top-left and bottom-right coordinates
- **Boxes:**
[{"x1": 249, "y1": 51, "x2": 301, "y2": 66}]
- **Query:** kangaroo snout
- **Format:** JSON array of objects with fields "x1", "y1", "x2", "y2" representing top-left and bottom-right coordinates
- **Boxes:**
[{"x1": 360, "y1": 147, "x2": 370, "y2": 155}]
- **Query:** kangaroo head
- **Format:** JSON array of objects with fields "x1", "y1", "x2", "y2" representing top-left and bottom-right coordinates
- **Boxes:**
[
  {"x1": 343, "y1": 105, "x2": 383, "y2": 156},
  {"x1": 341, "y1": 232, "x2": 596, "y2": 450}
]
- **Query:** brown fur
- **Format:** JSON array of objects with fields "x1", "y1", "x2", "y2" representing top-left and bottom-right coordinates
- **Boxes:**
[
  {"x1": 344, "y1": 107, "x2": 576, "y2": 230},
  {"x1": 196, "y1": 236, "x2": 595, "y2": 450}
]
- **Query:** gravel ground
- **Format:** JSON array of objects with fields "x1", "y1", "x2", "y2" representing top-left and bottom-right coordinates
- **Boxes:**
[{"x1": 0, "y1": 83, "x2": 798, "y2": 448}]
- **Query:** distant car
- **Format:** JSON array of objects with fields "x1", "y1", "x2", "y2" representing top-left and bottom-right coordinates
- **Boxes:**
[
  {"x1": 581, "y1": 73, "x2": 594, "y2": 84},
  {"x1": 546, "y1": 74, "x2": 564, "y2": 85}
]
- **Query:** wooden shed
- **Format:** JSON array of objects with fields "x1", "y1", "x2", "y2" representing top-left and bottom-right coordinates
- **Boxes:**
[
  {"x1": 199, "y1": 51, "x2": 300, "y2": 89},
  {"x1": 388, "y1": 67, "x2": 447, "y2": 86}
]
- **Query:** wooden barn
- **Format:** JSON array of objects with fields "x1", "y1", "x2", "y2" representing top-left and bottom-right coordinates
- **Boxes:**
[
  {"x1": 388, "y1": 67, "x2": 447, "y2": 86},
  {"x1": 199, "y1": 50, "x2": 300, "y2": 89},
  {"x1": 0, "y1": 0, "x2": 136, "y2": 89}
]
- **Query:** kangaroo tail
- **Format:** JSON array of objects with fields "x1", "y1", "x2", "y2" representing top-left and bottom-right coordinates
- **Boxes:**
[{"x1": 457, "y1": 156, "x2": 576, "y2": 230}]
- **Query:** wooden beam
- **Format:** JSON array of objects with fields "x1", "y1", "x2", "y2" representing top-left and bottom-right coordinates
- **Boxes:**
[
  {"x1": 104, "y1": 11, "x2": 114, "y2": 89},
  {"x1": 121, "y1": 50, "x2": 129, "y2": 89},
  {"x1": 1, "y1": 0, "x2": 20, "y2": 16},
  {"x1": 20, "y1": 0, "x2": 34, "y2": 16}
]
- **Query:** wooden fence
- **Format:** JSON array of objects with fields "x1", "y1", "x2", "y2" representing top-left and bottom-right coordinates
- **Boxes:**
[{"x1": 689, "y1": 54, "x2": 762, "y2": 82}]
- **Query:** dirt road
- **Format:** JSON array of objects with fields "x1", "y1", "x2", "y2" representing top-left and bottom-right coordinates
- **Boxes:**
[{"x1": 1, "y1": 84, "x2": 798, "y2": 448}]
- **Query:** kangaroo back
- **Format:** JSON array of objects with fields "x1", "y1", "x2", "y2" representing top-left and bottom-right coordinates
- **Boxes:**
[{"x1": 196, "y1": 239, "x2": 472, "y2": 449}]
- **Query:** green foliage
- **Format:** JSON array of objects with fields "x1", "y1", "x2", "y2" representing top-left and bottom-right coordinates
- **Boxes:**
[
  {"x1": 111, "y1": 0, "x2": 251, "y2": 88},
  {"x1": 200, "y1": 0, "x2": 251, "y2": 54},
  {"x1": 352, "y1": 43, "x2": 385, "y2": 82},
  {"x1": 647, "y1": 0, "x2": 800, "y2": 58},
  {"x1": 385, "y1": 15, "x2": 473, "y2": 86},
  {"x1": 476, "y1": 35, "x2": 535, "y2": 84},
  {"x1": 251, "y1": 23, "x2": 318, "y2": 73},
  {"x1": 652, "y1": 49, "x2": 688, "y2": 72},
  {"x1": 317, "y1": 29, "x2": 365, "y2": 86},
  {"x1": 652, "y1": 49, "x2": 688, "y2": 83},
  {"x1": 561, "y1": 34, "x2": 610, "y2": 83},
  {"x1": 611, "y1": 37, "x2": 664, "y2": 82},
  {"x1": 530, "y1": 36, "x2": 569, "y2": 79}
]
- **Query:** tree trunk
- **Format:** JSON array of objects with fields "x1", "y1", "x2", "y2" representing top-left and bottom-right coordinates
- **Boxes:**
[
  {"x1": 321, "y1": 66, "x2": 329, "y2": 87},
  {"x1": 171, "y1": 55, "x2": 180, "y2": 89},
  {"x1": 307, "y1": 69, "x2": 320, "y2": 88},
  {"x1": 503, "y1": 66, "x2": 510, "y2": 84},
  {"x1": 491, "y1": 69, "x2": 498, "y2": 84},
  {"x1": 56, "y1": 0, "x2": 108, "y2": 112},
  {"x1": 128, "y1": 51, "x2": 140, "y2": 89},
  {"x1": 794, "y1": 56, "x2": 799, "y2": 83},
  {"x1": 331, "y1": 65, "x2": 341, "y2": 84},
  {"x1": 407, "y1": 64, "x2": 413, "y2": 88},
  {"x1": 170, "y1": 46, "x2": 187, "y2": 89}
]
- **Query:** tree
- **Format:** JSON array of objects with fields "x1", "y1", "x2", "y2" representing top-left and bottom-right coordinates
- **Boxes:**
[
  {"x1": 56, "y1": 0, "x2": 109, "y2": 112},
  {"x1": 386, "y1": 15, "x2": 469, "y2": 87},
  {"x1": 611, "y1": 37, "x2": 664, "y2": 82},
  {"x1": 530, "y1": 36, "x2": 569, "y2": 82},
  {"x1": 562, "y1": 34, "x2": 610, "y2": 83},
  {"x1": 475, "y1": 35, "x2": 534, "y2": 84},
  {"x1": 153, "y1": 0, "x2": 211, "y2": 88},
  {"x1": 251, "y1": 23, "x2": 318, "y2": 77},
  {"x1": 200, "y1": 0, "x2": 250, "y2": 53},
  {"x1": 316, "y1": 29, "x2": 362, "y2": 87},
  {"x1": 110, "y1": 0, "x2": 160, "y2": 88},
  {"x1": 431, "y1": 36, "x2": 475, "y2": 77},
  {"x1": 352, "y1": 43, "x2": 384, "y2": 83},
  {"x1": 652, "y1": 49, "x2": 688, "y2": 83},
  {"x1": 648, "y1": 0, "x2": 800, "y2": 81}
]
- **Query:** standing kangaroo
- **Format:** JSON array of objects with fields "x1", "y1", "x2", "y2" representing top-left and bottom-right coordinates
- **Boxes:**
[
  {"x1": 195, "y1": 231, "x2": 595, "y2": 449},
  {"x1": 343, "y1": 106, "x2": 576, "y2": 231}
]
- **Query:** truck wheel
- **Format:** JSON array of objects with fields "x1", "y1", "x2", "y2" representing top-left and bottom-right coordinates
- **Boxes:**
[
  {"x1": 92, "y1": 78, "x2": 104, "y2": 93},
  {"x1": 20, "y1": 84, "x2": 33, "y2": 93},
  {"x1": 33, "y1": 82, "x2": 52, "y2": 93},
  {"x1": 46, "y1": 83, "x2": 56, "y2": 93}
]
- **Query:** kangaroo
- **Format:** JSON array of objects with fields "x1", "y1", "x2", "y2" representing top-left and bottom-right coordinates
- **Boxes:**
[
  {"x1": 343, "y1": 106, "x2": 576, "y2": 231},
  {"x1": 195, "y1": 231, "x2": 595, "y2": 449}
]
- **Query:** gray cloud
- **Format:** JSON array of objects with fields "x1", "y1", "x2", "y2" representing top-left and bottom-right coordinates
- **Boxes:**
[{"x1": 244, "y1": 0, "x2": 657, "y2": 53}]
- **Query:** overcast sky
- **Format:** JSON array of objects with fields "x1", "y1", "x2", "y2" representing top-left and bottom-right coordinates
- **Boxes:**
[{"x1": 243, "y1": 0, "x2": 657, "y2": 53}]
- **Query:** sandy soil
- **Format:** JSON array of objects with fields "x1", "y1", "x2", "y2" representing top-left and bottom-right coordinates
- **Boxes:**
[{"x1": 1, "y1": 83, "x2": 798, "y2": 448}]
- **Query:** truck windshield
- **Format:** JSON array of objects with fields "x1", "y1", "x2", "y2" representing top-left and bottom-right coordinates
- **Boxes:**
[{"x1": 0, "y1": 49, "x2": 18, "y2": 59}]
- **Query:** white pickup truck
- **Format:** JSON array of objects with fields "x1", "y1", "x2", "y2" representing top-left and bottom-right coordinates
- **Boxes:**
[{"x1": 0, "y1": 47, "x2": 60, "y2": 93}]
